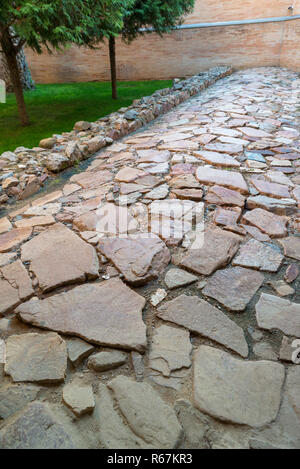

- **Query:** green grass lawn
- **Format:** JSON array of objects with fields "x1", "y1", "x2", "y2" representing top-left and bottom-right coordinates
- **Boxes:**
[{"x1": 0, "y1": 80, "x2": 172, "y2": 155}]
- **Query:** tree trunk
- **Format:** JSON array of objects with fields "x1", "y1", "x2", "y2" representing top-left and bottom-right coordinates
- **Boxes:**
[
  {"x1": 109, "y1": 35, "x2": 118, "y2": 100},
  {"x1": 0, "y1": 49, "x2": 35, "y2": 93},
  {"x1": 0, "y1": 31, "x2": 30, "y2": 126}
]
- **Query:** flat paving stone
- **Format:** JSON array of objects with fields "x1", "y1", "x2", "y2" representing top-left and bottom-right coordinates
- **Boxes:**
[
  {"x1": 256, "y1": 293, "x2": 300, "y2": 337},
  {"x1": 194, "y1": 151, "x2": 240, "y2": 168},
  {"x1": 98, "y1": 234, "x2": 170, "y2": 285},
  {"x1": 63, "y1": 383, "x2": 95, "y2": 417},
  {"x1": 196, "y1": 167, "x2": 248, "y2": 194},
  {"x1": 21, "y1": 223, "x2": 99, "y2": 292},
  {"x1": 164, "y1": 268, "x2": 198, "y2": 289},
  {"x1": 1, "y1": 259, "x2": 34, "y2": 301},
  {"x1": 193, "y1": 345, "x2": 285, "y2": 427},
  {"x1": 157, "y1": 294, "x2": 248, "y2": 357},
  {"x1": 5, "y1": 333, "x2": 67, "y2": 384},
  {"x1": 242, "y1": 208, "x2": 288, "y2": 238},
  {"x1": 0, "y1": 228, "x2": 32, "y2": 253},
  {"x1": 0, "y1": 402, "x2": 76, "y2": 449},
  {"x1": 180, "y1": 227, "x2": 241, "y2": 276},
  {"x1": 0, "y1": 384, "x2": 40, "y2": 420},
  {"x1": 0, "y1": 217, "x2": 12, "y2": 234},
  {"x1": 233, "y1": 239, "x2": 283, "y2": 272},
  {"x1": 88, "y1": 351, "x2": 127, "y2": 372},
  {"x1": 66, "y1": 338, "x2": 95, "y2": 367},
  {"x1": 246, "y1": 195, "x2": 297, "y2": 215},
  {"x1": 203, "y1": 266, "x2": 264, "y2": 312},
  {"x1": 108, "y1": 375, "x2": 182, "y2": 448},
  {"x1": 17, "y1": 278, "x2": 147, "y2": 352},
  {"x1": 279, "y1": 236, "x2": 300, "y2": 261},
  {"x1": 205, "y1": 185, "x2": 245, "y2": 207},
  {"x1": 204, "y1": 143, "x2": 243, "y2": 154},
  {"x1": 250, "y1": 178, "x2": 290, "y2": 199}
]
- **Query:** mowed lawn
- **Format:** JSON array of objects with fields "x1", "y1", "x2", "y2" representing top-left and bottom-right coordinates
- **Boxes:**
[{"x1": 0, "y1": 80, "x2": 172, "y2": 154}]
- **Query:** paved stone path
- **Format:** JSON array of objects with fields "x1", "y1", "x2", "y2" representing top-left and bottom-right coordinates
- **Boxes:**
[{"x1": 0, "y1": 67, "x2": 300, "y2": 449}]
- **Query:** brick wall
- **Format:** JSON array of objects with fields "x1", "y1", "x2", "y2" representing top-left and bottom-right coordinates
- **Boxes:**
[{"x1": 25, "y1": 0, "x2": 300, "y2": 83}]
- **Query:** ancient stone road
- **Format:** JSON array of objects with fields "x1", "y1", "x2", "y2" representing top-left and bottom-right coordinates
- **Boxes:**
[{"x1": 0, "y1": 67, "x2": 300, "y2": 449}]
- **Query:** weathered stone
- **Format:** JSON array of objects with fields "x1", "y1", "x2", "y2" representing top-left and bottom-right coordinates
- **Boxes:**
[
  {"x1": 146, "y1": 184, "x2": 169, "y2": 200},
  {"x1": 63, "y1": 383, "x2": 95, "y2": 417},
  {"x1": 131, "y1": 352, "x2": 144, "y2": 382},
  {"x1": 39, "y1": 137, "x2": 56, "y2": 149},
  {"x1": 0, "y1": 227, "x2": 32, "y2": 253},
  {"x1": 149, "y1": 325, "x2": 192, "y2": 377},
  {"x1": 233, "y1": 239, "x2": 283, "y2": 272},
  {"x1": 284, "y1": 264, "x2": 299, "y2": 283},
  {"x1": 213, "y1": 207, "x2": 241, "y2": 227},
  {"x1": 98, "y1": 234, "x2": 170, "y2": 285},
  {"x1": 0, "y1": 402, "x2": 76, "y2": 449},
  {"x1": 45, "y1": 153, "x2": 70, "y2": 172},
  {"x1": 0, "y1": 217, "x2": 12, "y2": 234},
  {"x1": 250, "y1": 178, "x2": 290, "y2": 199},
  {"x1": 0, "y1": 384, "x2": 40, "y2": 420},
  {"x1": 279, "y1": 336, "x2": 297, "y2": 362},
  {"x1": 159, "y1": 140, "x2": 198, "y2": 152},
  {"x1": 5, "y1": 333, "x2": 67, "y2": 384},
  {"x1": 238, "y1": 127, "x2": 271, "y2": 138},
  {"x1": 14, "y1": 215, "x2": 55, "y2": 229},
  {"x1": 247, "y1": 195, "x2": 297, "y2": 215},
  {"x1": 137, "y1": 150, "x2": 170, "y2": 164},
  {"x1": 180, "y1": 227, "x2": 241, "y2": 276},
  {"x1": 242, "y1": 224, "x2": 271, "y2": 242},
  {"x1": 171, "y1": 188, "x2": 203, "y2": 201},
  {"x1": 88, "y1": 351, "x2": 127, "y2": 372},
  {"x1": 203, "y1": 266, "x2": 264, "y2": 312},
  {"x1": 194, "y1": 151, "x2": 239, "y2": 168},
  {"x1": 21, "y1": 223, "x2": 99, "y2": 292},
  {"x1": 17, "y1": 279, "x2": 147, "y2": 352},
  {"x1": 108, "y1": 375, "x2": 182, "y2": 448},
  {"x1": 196, "y1": 167, "x2": 248, "y2": 194},
  {"x1": 73, "y1": 203, "x2": 139, "y2": 235},
  {"x1": 269, "y1": 280, "x2": 295, "y2": 297},
  {"x1": 0, "y1": 278, "x2": 21, "y2": 315},
  {"x1": 164, "y1": 268, "x2": 198, "y2": 289},
  {"x1": 242, "y1": 208, "x2": 288, "y2": 238},
  {"x1": 70, "y1": 170, "x2": 112, "y2": 189},
  {"x1": 169, "y1": 174, "x2": 200, "y2": 189},
  {"x1": 67, "y1": 338, "x2": 95, "y2": 367},
  {"x1": 0, "y1": 252, "x2": 17, "y2": 267},
  {"x1": 256, "y1": 293, "x2": 300, "y2": 337},
  {"x1": 253, "y1": 342, "x2": 278, "y2": 361},
  {"x1": 115, "y1": 167, "x2": 145, "y2": 183},
  {"x1": 23, "y1": 203, "x2": 61, "y2": 217},
  {"x1": 158, "y1": 294, "x2": 248, "y2": 357},
  {"x1": 204, "y1": 143, "x2": 243, "y2": 154},
  {"x1": 279, "y1": 236, "x2": 300, "y2": 261},
  {"x1": 193, "y1": 346, "x2": 285, "y2": 427},
  {"x1": 1, "y1": 259, "x2": 33, "y2": 301},
  {"x1": 74, "y1": 121, "x2": 91, "y2": 131},
  {"x1": 95, "y1": 384, "x2": 148, "y2": 449},
  {"x1": 205, "y1": 185, "x2": 245, "y2": 207},
  {"x1": 150, "y1": 288, "x2": 167, "y2": 306}
]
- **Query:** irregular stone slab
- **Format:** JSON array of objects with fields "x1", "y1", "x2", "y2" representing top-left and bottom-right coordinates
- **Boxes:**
[
  {"x1": 150, "y1": 288, "x2": 167, "y2": 306},
  {"x1": 96, "y1": 384, "x2": 148, "y2": 449},
  {"x1": 0, "y1": 278, "x2": 21, "y2": 315},
  {"x1": 88, "y1": 351, "x2": 127, "y2": 372},
  {"x1": 0, "y1": 217, "x2": 12, "y2": 234},
  {"x1": 63, "y1": 383, "x2": 95, "y2": 417},
  {"x1": 242, "y1": 208, "x2": 288, "y2": 238},
  {"x1": 256, "y1": 293, "x2": 300, "y2": 337},
  {"x1": 137, "y1": 150, "x2": 170, "y2": 164},
  {"x1": 213, "y1": 207, "x2": 241, "y2": 227},
  {"x1": 233, "y1": 239, "x2": 283, "y2": 272},
  {"x1": 250, "y1": 178, "x2": 290, "y2": 199},
  {"x1": 203, "y1": 266, "x2": 264, "y2": 312},
  {"x1": 284, "y1": 264, "x2": 299, "y2": 283},
  {"x1": 21, "y1": 223, "x2": 99, "y2": 292},
  {"x1": 269, "y1": 280, "x2": 295, "y2": 297},
  {"x1": 209, "y1": 127, "x2": 242, "y2": 138},
  {"x1": 146, "y1": 184, "x2": 169, "y2": 200},
  {"x1": 149, "y1": 325, "x2": 192, "y2": 377},
  {"x1": 238, "y1": 127, "x2": 272, "y2": 138},
  {"x1": 67, "y1": 338, "x2": 95, "y2": 367},
  {"x1": 0, "y1": 227, "x2": 32, "y2": 253},
  {"x1": 242, "y1": 224, "x2": 271, "y2": 242},
  {"x1": 73, "y1": 203, "x2": 139, "y2": 235},
  {"x1": 196, "y1": 167, "x2": 248, "y2": 194},
  {"x1": 279, "y1": 336, "x2": 297, "y2": 362},
  {"x1": 171, "y1": 188, "x2": 203, "y2": 201},
  {"x1": 108, "y1": 375, "x2": 182, "y2": 448},
  {"x1": 158, "y1": 294, "x2": 248, "y2": 357},
  {"x1": 204, "y1": 143, "x2": 243, "y2": 154},
  {"x1": 17, "y1": 279, "x2": 147, "y2": 352},
  {"x1": 0, "y1": 252, "x2": 17, "y2": 268},
  {"x1": 279, "y1": 236, "x2": 300, "y2": 261},
  {"x1": 70, "y1": 170, "x2": 112, "y2": 189},
  {"x1": 193, "y1": 346, "x2": 285, "y2": 427},
  {"x1": 164, "y1": 268, "x2": 198, "y2": 289},
  {"x1": 23, "y1": 203, "x2": 61, "y2": 217},
  {"x1": 0, "y1": 402, "x2": 76, "y2": 449},
  {"x1": 14, "y1": 215, "x2": 55, "y2": 229},
  {"x1": 180, "y1": 227, "x2": 241, "y2": 276},
  {"x1": 169, "y1": 174, "x2": 200, "y2": 189},
  {"x1": 247, "y1": 195, "x2": 297, "y2": 215},
  {"x1": 205, "y1": 185, "x2": 245, "y2": 207},
  {"x1": 194, "y1": 151, "x2": 240, "y2": 168},
  {"x1": 1, "y1": 259, "x2": 34, "y2": 301},
  {"x1": 0, "y1": 384, "x2": 40, "y2": 420},
  {"x1": 98, "y1": 234, "x2": 170, "y2": 286},
  {"x1": 5, "y1": 333, "x2": 67, "y2": 384},
  {"x1": 115, "y1": 167, "x2": 146, "y2": 183},
  {"x1": 159, "y1": 140, "x2": 198, "y2": 152}
]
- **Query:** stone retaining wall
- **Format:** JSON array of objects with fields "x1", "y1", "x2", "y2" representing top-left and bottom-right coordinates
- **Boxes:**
[{"x1": 0, "y1": 66, "x2": 232, "y2": 208}]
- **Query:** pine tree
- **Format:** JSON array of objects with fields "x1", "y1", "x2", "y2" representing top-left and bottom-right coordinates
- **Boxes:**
[
  {"x1": 0, "y1": 1, "x2": 128, "y2": 126},
  {"x1": 108, "y1": 0, "x2": 195, "y2": 99}
]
